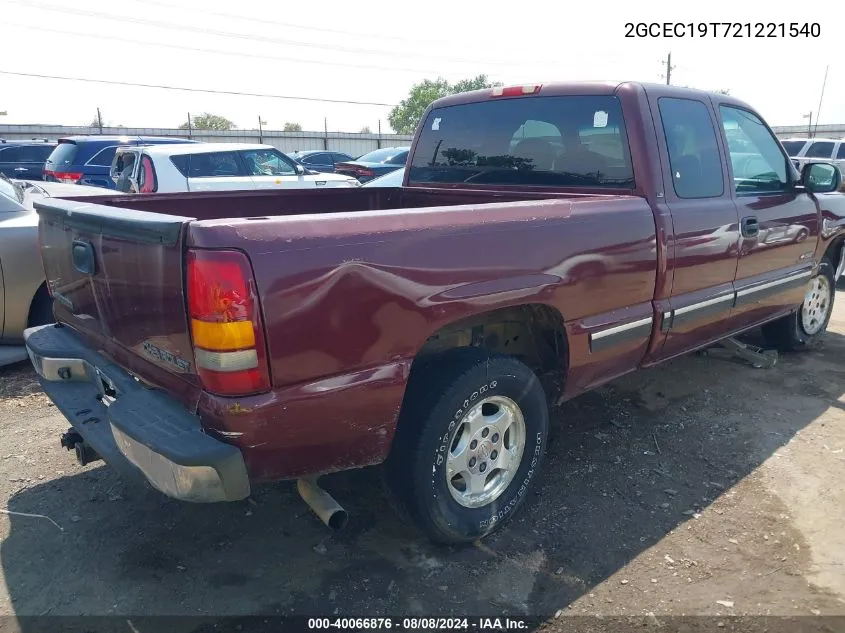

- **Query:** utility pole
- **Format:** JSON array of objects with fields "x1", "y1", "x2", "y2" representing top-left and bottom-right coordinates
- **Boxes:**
[
  {"x1": 96, "y1": 107, "x2": 103, "y2": 134},
  {"x1": 803, "y1": 112, "x2": 813, "y2": 138},
  {"x1": 661, "y1": 52, "x2": 675, "y2": 85},
  {"x1": 377, "y1": 119, "x2": 382, "y2": 149},
  {"x1": 323, "y1": 117, "x2": 329, "y2": 150},
  {"x1": 258, "y1": 115, "x2": 264, "y2": 144},
  {"x1": 187, "y1": 112, "x2": 192, "y2": 139},
  {"x1": 813, "y1": 65, "x2": 829, "y2": 139}
]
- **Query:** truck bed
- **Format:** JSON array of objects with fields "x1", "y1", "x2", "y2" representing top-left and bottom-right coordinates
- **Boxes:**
[
  {"x1": 35, "y1": 185, "x2": 657, "y2": 480},
  {"x1": 64, "y1": 186, "x2": 624, "y2": 221}
]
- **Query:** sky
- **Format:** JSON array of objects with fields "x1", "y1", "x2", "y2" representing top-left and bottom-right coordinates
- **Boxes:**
[{"x1": 0, "y1": 0, "x2": 841, "y2": 133}]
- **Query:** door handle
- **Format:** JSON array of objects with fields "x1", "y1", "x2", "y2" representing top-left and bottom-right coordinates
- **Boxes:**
[{"x1": 741, "y1": 216, "x2": 759, "y2": 238}]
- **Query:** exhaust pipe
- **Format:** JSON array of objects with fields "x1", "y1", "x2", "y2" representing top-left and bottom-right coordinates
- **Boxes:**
[
  {"x1": 74, "y1": 441, "x2": 101, "y2": 466},
  {"x1": 60, "y1": 429, "x2": 101, "y2": 466},
  {"x1": 297, "y1": 477, "x2": 348, "y2": 531}
]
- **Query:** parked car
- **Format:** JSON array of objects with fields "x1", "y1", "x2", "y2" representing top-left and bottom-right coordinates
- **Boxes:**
[
  {"x1": 0, "y1": 175, "x2": 112, "y2": 366},
  {"x1": 109, "y1": 143, "x2": 360, "y2": 193},
  {"x1": 43, "y1": 135, "x2": 196, "y2": 189},
  {"x1": 0, "y1": 139, "x2": 56, "y2": 179},
  {"x1": 289, "y1": 150, "x2": 355, "y2": 173},
  {"x1": 362, "y1": 167, "x2": 405, "y2": 187},
  {"x1": 781, "y1": 137, "x2": 845, "y2": 177},
  {"x1": 25, "y1": 82, "x2": 845, "y2": 544},
  {"x1": 334, "y1": 146, "x2": 409, "y2": 182}
]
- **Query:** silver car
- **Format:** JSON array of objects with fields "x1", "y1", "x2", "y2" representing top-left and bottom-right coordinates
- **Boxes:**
[{"x1": 0, "y1": 176, "x2": 112, "y2": 366}]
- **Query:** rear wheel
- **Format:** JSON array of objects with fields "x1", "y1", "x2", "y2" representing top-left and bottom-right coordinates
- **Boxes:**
[
  {"x1": 384, "y1": 348, "x2": 549, "y2": 544},
  {"x1": 761, "y1": 258, "x2": 835, "y2": 351}
]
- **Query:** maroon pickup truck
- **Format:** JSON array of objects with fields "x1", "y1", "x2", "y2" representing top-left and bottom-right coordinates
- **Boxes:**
[{"x1": 24, "y1": 82, "x2": 845, "y2": 543}]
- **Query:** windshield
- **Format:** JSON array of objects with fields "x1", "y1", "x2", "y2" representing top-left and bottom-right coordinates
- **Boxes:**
[
  {"x1": 781, "y1": 140, "x2": 807, "y2": 157},
  {"x1": 408, "y1": 95, "x2": 635, "y2": 188},
  {"x1": 46, "y1": 141, "x2": 79, "y2": 167},
  {"x1": 357, "y1": 148, "x2": 408, "y2": 164}
]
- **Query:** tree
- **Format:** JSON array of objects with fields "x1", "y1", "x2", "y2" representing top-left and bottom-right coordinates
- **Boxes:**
[
  {"x1": 179, "y1": 113, "x2": 235, "y2": 131},
  {"x1": 283, "y1": 122, "x2": 302, "y2": 132},
  {"x1": 715, "y1": 88, "x2": 731, "y2": 95},
  {"x1": 359, "y1": 125, "x2": 372, "y2": 134},
  {"x1": 388, "y1": 75, "x2": 501, "y2": 134}
]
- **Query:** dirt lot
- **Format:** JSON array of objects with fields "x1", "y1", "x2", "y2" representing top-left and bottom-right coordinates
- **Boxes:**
[{"x1": 0, "y1": 292, "x2": 844, "y2": 630}]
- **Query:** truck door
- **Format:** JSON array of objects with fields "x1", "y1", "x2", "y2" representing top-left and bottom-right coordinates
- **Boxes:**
[
  {"x1": 186, "y1": 151, "x2": 255, "y2": 192},
  {"x1": 717, "y1": 105, "x2": 819, "y2": 330},
  {"x1": 240, "y1": 148, "x2": 307, "y2": 189},
  {"x1": 648, "y1": 95, "x2": 741, "y2": 361},
  {"x1": 111, "y1": 148, "x2": 141, "y2": 194}
]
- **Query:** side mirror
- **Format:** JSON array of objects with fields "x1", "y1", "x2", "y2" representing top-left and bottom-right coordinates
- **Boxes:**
[
  {"x1": 295, "y1": 164, "x2": 305, "y2": 175},
  {"x1": 801, "y1": 162, "x2": 842, "y2": 194}
]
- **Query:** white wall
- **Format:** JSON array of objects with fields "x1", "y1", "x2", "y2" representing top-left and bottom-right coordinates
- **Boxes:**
[{"x1": 0, "y1": 125, "x2": 414, "y2": 156}]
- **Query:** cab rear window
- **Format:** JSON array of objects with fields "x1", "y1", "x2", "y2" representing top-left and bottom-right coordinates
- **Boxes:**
[{"x1": 408, "y1": 95, "x2": 634, "y2": 188}]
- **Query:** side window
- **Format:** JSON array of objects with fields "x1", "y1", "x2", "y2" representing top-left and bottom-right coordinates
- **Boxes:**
[
  {"x1": 719, "y1": 106, "x2": 788, "y2": 194},
  {"x1": 170, "y1": 155, "x2": 189, "y2": 177},
  {"x1": 138, "y1": 155, "x2": 156, "y2": 193},
  {"x1": 0, "y1": 147, "x2": 21, "y2": 161},
  {"x1": 805, "y1": 141, "x2": 835, "y2": 158},
  {"x1": 300, "y1": 153, "x2": 326, "y2": 166},
  {"x1": 837, "y1": 144, "x2": 845, "y2": 160},
  {"x1": 658, "y1": 98, "x2": 724, "y2": 198},
  {"x1": 333, "y1": 153, "x2": 353, "y2": 163},
  {"x1": 87, "y1": 146, "x2": 118, "y2": 166},
  {"x1": 17, "y1": 145, "x2": 53, "y2": 162},
  {"x1": 241, "y1": 149, "x2": 296, "y2": 176},
  {"x1": 188, "y1": 152, "x2": 242, "y2": 178}
]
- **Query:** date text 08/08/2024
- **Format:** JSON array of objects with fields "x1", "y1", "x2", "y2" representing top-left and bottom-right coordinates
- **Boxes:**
[
  {"x1": 307, "y1": 617, "x2": 528, "y2": 630},
  {"x1": 625, "y1": 22, "x2": 820, "y2": 38}
]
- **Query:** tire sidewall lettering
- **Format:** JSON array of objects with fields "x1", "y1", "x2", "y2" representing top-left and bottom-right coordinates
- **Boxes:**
[{"x1": 426, "y1": 370, "x2": 546, "y2": 538}]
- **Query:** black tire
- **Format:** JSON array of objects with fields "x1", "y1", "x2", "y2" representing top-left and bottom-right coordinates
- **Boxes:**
[
  {"x1": 384, "y1": 348, "x2": 549, "y2": 544},
  {"x1": 27, "y1": 285, "x2": 54, "y2": 328},
  {"x1": 761, "y1": 257, "x2": 835, "y2": 351}
]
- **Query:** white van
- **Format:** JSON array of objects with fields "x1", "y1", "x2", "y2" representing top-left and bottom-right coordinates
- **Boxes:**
[{"x1": 110, "y1": 143, "x2": 360, "y2": 193}]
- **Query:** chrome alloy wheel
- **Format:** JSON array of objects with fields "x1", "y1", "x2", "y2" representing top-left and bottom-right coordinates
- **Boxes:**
[
  {"x1": 802, "y1": 275, "x2": 832, "y2": 335},
  {"x1": 445, "y1": 395, "x2": 526, "y2": 508}
]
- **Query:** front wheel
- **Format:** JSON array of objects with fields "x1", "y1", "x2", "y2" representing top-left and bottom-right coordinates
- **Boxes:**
[
  {"x1": 384, "y1": 349, "x2": 549, "y2": 544},
  {"x1": 761, "y1": 257, "x2": 836, "y2": 351}
]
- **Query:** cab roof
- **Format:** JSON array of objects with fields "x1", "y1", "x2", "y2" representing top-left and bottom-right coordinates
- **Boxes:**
[{"x1": 430, "y1": 80, "x2": 756, "y2": 112}]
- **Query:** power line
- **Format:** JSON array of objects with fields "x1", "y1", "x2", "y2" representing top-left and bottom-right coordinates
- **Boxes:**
[
  {"x1": 0, "y1": 70, "x2": 396, "y2": 107},
  {"x1": 124, "y1": 0, "x2": 426, "y2": 45},
  {"x1": 11, "y1": 0, "x2": 532, "y2": 68},
  {"x1": 4, "y1": 21, "x2": 454, "y2": 76}
]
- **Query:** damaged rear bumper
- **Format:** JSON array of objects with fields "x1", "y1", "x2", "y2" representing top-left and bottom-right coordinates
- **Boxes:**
[{"x1": 24, "y1": 323, "x2": 250, "y2": 502}]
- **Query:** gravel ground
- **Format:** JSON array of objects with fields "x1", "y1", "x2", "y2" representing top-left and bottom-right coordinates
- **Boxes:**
[{"x1": 0, "y1": 292, "x2": 844, "y2": 631}]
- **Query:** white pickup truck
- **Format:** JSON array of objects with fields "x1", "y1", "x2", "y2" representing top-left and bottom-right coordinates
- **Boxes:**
[{"x1": 110, "y1": 143, "x2": 360, "y2": 193}]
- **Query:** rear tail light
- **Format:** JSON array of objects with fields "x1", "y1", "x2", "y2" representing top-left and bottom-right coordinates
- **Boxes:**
[
  {"x1": 337, "y1": 164, "x2": 374, "y2": 178},
  {"x1": 186, "y1": 249, "x2": 271, "y2": 396},
  {"x1": 44, "y1": 169, "x2": 83, "y2": 184}
]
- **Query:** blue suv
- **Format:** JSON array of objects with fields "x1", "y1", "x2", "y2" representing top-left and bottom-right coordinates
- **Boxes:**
[{"x1": 44, "y1": 135, "x2": 196, "y2": 188}]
